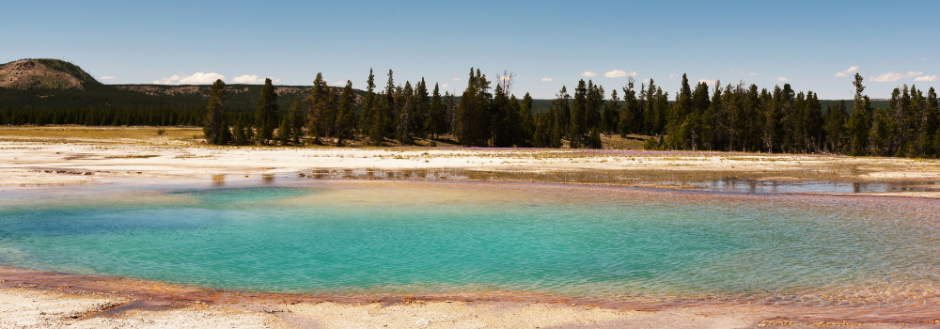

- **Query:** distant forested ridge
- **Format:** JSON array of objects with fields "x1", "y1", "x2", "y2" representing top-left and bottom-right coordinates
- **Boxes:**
[{"x1": 2, "y1": 59, "x2": 938, "y2": 158}]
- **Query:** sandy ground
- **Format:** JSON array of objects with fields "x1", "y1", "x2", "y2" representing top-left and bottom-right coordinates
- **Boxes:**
[
  {"x1": 3, "y1": 127, "x2": 940, "y2": 191},
  {"x1": 4, "y1": 286, "x2": 940, "y2": 329},
  {"x1": 4, "y1": 127, "x2": 940, "y2": 327}
]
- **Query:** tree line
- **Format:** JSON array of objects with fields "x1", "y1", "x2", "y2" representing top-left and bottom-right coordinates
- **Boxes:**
[
  {"x1": 4, "y1": 65, "x2": 938, "y2": 158},
  {"x1": 204, "y1": 68, "x2": 940, "y2": 158}
]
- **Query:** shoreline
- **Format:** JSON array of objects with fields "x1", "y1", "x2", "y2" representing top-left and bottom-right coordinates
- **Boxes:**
[{"x1": 3, "y1": 266, "x2": 940, "y2": 328}]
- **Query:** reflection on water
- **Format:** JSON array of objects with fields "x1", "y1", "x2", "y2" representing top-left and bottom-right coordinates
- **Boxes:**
[
  {"x1": 298, "y1": 168, "x2": 940, "y2": 195},
  {"x1": 211, "y1": 174, "x2": 225, "y2": 187}
]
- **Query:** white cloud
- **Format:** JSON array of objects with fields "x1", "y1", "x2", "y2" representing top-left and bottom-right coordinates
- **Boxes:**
[
  {"x1": 871, "y1": 71, "x2": 923, "y2": 82},
  {"x1": 669, "y1": 74, "x2": 678, "y2": 78},
  {"x1": 642, "y1": 79, "x2": 650, "y2": 83},
  {"x1": 749, "y1": 72, "x2": 758, "y2": 76},
  {"x1": 835, "y1": 66, "x2": 859, "y2": 77},
  {"x1": 914, "y1": 75, "x2": 938, "y2": 82},
  {"x1": 232, "y1": 75, "x2": 281, "y2": 84},
  {"x1": 777, "y1": 77, "x2": 788, "y2": 82},
  {"x1": 541, "y1": 77, "x2": 553, "y2": 82},
  {"x1": 442, "y1": 84, "x2": 449, "y2": 88},
  {"x1": 698, "y1": 79, "x2": 717, "y2": 85},
  {"x1": 452, "y1": 78, "x2": 460, "y2": 81},
  {"x1": 498, "y1": 76, "x2": 512, "y2": 81},
  {"x1": 582, "y1": 71, "x2": 596, "y2": 77},
  {"x1": 100, "y1": 76, "x2": 115, "y2": 80},
  {"x1": 178, "y1": 72, "x2": 225, "y2": 84},
  {"x1": 154, "y1": 72, "x2": 225, "y2": 85},
  {"x1": 232, "y1": 75, "x2": 264, "y2": 84},
  {"x1": 604, "y1": 70, "x2": 636, "y2": 78},
  {"x1": 333, "y1": 81, "x2": 346, "y2": 85},
  {"x1": 153, "y1": 74, "x2": 183, "y2": 85}
]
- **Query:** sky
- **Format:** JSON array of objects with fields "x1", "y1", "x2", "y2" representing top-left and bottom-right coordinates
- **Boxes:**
[{"x1": 2, "y1": 0, "x2": 938, "y2": 99}]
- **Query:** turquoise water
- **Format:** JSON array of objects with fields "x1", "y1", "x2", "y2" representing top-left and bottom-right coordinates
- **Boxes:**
[{"x1": 2, "y1": 179, "x2": 940, "y2": 308}]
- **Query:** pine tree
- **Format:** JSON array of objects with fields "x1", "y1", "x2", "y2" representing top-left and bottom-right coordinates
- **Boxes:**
[
  {"x1": 869, "y1": 107, "x2": 895, "y2": 156},
  {"x1": 276, "y1": 115, "x2": 291, "y2": 145},
  {"x1": 336, "y1": 81, "x2": 356, "y2": 146},
  {"x1": 359, "y1": 69, "x2": 376, "y2": 134},
  {"x1": 455, "y1": 68, "x2": 492, "y2": 146},
  {"x1": 369, "y1": 92, "x2": 389, "y2": 146},
  {"x1": 413, "y1": 78, "x2": 429, "y2": 138},
  {"x1": 397, "y1": 81, "x2": 414, "y2": 144},
  {"x1": 307, "y1": 73, "x2": 330, "y2": 144},
  {"x1": 847, "y1": 73, "x2": 871, "y2": 156},
  {"x1": 203, "y1": 79, "x2": 228, "y2": 145},
  {"x1": 427, "y1": 83, "x2": 444, "y2": 139},
  {"x1": 519, "y1": 93, "x2": 535, "y2": 144},
  {"x1": 288, "y1": 97, "x2": 305, "y2": 144},
  {"x1": 233, "y1": 120, "x2": 247, "y2": 145},
  {"x1": 602, "y1": 89, "x2": 620, "y2": 135},
  {"x1": 254, "y1": 78, "x2": 279, "y2": 144},
  {"x1": 619, "y1": 78, "x2": 639, "y2": 137}
]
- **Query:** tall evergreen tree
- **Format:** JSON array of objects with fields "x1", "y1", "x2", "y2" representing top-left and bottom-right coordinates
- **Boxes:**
[
  {"x1": 455, "y1": 68, "x2": 492, "y2": 146},
  {"x1": 413, "y1": 78, "x2": 429, "y2": 138},
  {"x1": 254, "y1": 78, "x2": 279, "y2": 144},
  {"x1": 519, "y1": 92, "x2": 535, "y2": 144},
  {"x1": 359, "y1": 69, "x2": 376, "y2": 134},
  {"x1": 335, "y1": 81, "x2": 356, "y2": 146},
  {"x1": 203, "y1": 79, "x2": 228, "y2": 145},
  {"x1": 288, "y1": 97, "x2": 305, "y2": 144},
  {"x1": 307, "y1": 73, "x2": 331, "y2": 144},
  {"x1": 427, "y1": 83, "x2": 445, "y2": 139},
  {"x1": 847, "y1": 73, "x2": 871, "y2": 155}
]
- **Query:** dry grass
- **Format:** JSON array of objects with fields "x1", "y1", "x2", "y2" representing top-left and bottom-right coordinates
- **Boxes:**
[{"x1": 0, "y1": 126, "x2": 201, "y2": 144}]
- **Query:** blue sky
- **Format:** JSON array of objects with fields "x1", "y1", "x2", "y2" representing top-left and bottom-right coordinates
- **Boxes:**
[{"x1": 3, "y1": 0, "x2": 938, "y2": 99}]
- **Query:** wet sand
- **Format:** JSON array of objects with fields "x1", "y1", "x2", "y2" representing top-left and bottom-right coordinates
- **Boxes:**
[{"x1": 5, "y1": 267, "x2": 940, "y2": 328}]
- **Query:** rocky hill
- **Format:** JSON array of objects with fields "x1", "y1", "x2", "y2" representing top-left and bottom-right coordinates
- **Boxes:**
[{"x1": 0, "y1": 59, "x2": 100, "y2": 90}]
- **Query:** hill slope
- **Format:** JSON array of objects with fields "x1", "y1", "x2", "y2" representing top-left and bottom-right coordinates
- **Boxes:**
[{"x1": 0, "y1": 59, "x2": 99, "y2": 90}]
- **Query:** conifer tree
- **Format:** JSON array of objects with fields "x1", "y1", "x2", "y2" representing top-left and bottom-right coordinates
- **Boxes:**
[
  {"x1": 519, "y1": 92, "x2": 535, "y2": 143},
  {"x1": 413, "y1": 78, "x2": 429, "y2": 138},
  {"x1": 203, "y1": 79, "x2": 228, "y2": 145},
  {"x1": 254, "y1": 78, "x2": 279, "y2": 144},
  {"x1": 367, "y1": 95, "x2": 386, "y2": 145},
  {"x1": 569, "y1": 80, "x2": 588, "y2": 148},
  {"x1": 359, "y1": 69, "x2": 376, "y2": 134},
  {"x1": 455, "y1": 68, "x2": 492, "y2": 146},
  {"x1": 490, "y1": 84, "x2": 512, "y2": 146},
  {"x1": 288, "y1": 97, "x2": 305, "y2": 144},
  {"x1": 825, "y1": 101, "x2": 848, "y2": 153},
  {"x1": 427, "y1": 83, "x2": 445, "y2": 139},
  {"x1": 847, "y1": 73, "x2": 871, "y2": 155},
  {"x1": 306, "y1": 73, "x2": 330, "y2": 144},
  {"x1": 602, "y1": 89, "x2": 620, "y2": 135},
  {"x1": 869, "y1": 107, "x2": 895, "y2": 156},
  {"x1": 397, "y1": 81, "x2": 414, "y2": 144},
  {"x1": 276, "y1": 115, "x2": 291, "y2": 145},
  {"x1": 619, "y1": 78, "x2": 639, "y2": 137},
  {"x1": 335, "y1": 81, "x2": 356, "y2": 146}
]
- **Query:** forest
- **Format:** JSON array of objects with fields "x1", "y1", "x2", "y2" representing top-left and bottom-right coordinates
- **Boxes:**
[
  {"x1": 2, "y1": 65, "x2": 938, "y2": 158},
  {"x1": 205, "y1": 68, "x2": 940, "y2": 158}
]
